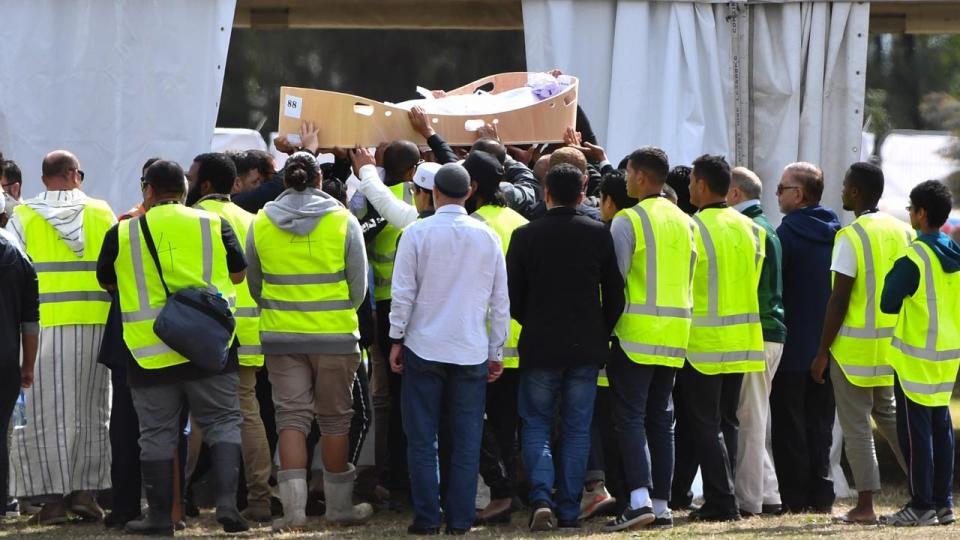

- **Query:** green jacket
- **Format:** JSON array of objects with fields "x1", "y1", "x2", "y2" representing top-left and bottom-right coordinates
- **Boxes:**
[{"x1": 742, "y1": 204, "x2": 787, "y2": 343}]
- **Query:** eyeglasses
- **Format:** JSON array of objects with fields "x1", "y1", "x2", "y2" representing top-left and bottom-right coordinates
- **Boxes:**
[
  {"x1": 905, "y1": 205, "x2": 914, "y2": 212},
  {"x1": 141, "y1": 179, "x2": 149, "y2": 191},
  {"x1": 0, "y1": 181, "x2": 18, "y2": 189},
  {"x1": 67, "y1": 168, "x2": 85, "y2": 182},
  {"x1": 776, "y1": 184, "x2": 800, "y2": 196}
]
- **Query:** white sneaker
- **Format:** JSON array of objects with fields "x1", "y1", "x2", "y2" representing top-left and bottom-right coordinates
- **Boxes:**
[{"x1": 881, "y1": 505, "x2": 938, "y2": 527}]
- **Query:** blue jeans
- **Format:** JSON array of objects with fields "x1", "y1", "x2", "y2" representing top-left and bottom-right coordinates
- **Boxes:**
[
  {"x1": 894, "y1": 375, "x2": 954, "y2": 510},
  {"x1": 518, "y1": 365, "x2": 599, "y2": 521},
  {"x1": 607, "y1": 343, "x2": 676, "y2": 502},
  {"x1": 401, "y1": 347, "x2": 487, "y2": 530}
]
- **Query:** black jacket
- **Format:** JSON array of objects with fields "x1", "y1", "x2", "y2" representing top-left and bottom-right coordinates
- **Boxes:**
[
  {"x1": 0, "y1": 236, "x2": 38, "y2": 366},
  {"x1": 506, "y1": 206, "x2": 624, "y2": 370}
]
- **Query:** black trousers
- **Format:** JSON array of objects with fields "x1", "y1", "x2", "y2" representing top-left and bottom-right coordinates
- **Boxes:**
[
  {"x1": 376, "y1": 300, "x2": 408, "y2": 492},
  {"x1": 769, "y1": 369, "x2": 836, "y2": 512},
  {"x1": 671, "y1": 365, "x2": 742, "y2": 513},
  {"x1": 478, "y1": 368, "x2": 520, "y2": 501},
  {"x1": 1, "y1": 359, "x2": 20, "y2": 505},
  {"x1": 108, "y1": 367, "x2": 143, "y2": 517}
]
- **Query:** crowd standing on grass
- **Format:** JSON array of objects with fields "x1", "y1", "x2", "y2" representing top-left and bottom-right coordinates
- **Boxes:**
[{"x1": 0, "y1": 97, "x2": 959, "y2": 537}]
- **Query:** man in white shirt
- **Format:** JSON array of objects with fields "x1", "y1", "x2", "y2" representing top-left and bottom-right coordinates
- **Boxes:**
[{"x1": 388, "y1": 163, "x2": 510, "y2": 535}]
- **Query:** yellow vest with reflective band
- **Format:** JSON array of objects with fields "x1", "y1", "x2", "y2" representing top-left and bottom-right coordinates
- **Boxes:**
[
  {"x1": 116, "y1": 204, "x2": 236, "y2": 369},
  {"x1": 472, "y1": 204, "x2": 527, "y2": 369},
  {"x1": 252, "y1": 206, "x2": 359, "y2": 340},
  {"x1": 614, "y1": 198, "x2": 698, "y2": 368},
  {"x1": 831, "y1": 213, "x2": 914, "y2": 387},
  {"x1": 687, "y1": 207, "x2": 766, "y2": 374},
  {"x1": 887, "y1": 241, "x2": 960, "y2": 407},
  {"x1": 197, "y1": 197, "x2": 263, "y2": 367},
  {"x1": 15, "y1": 199, "x2": 115, "y2": 327},
  {"x1": 371, "y1": 182, "x2": 413, "y2": 301}
]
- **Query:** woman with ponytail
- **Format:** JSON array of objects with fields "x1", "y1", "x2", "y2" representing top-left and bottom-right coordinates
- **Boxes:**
[{"x1": 245, "y1": 152, "x2": 373, "y2": 530}]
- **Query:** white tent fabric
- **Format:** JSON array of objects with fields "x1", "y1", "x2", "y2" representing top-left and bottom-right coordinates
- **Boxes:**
[
  {"x1": 522, "y1": 0, "x2": 870, "y2": 223},
  {"x1": 0, "y1": 0, "x2": 236, "y2": 213}
]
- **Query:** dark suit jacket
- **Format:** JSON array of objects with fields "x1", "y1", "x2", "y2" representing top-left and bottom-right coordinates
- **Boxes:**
[{"x1": 505, "y1": 206, "x2": 624, "y2": 370}]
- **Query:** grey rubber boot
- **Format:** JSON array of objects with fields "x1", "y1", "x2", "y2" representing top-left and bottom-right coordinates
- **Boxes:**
[
  {"x1": 323, "y1": 463, "x2": 373, "y2": 525},
  {"x1": 272, "y1": 468, "x2": 308, "y2": 531}
]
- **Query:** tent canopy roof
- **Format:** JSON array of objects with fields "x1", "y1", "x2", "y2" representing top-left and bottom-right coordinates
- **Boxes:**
[{"x1": 234, "y1": 0, "x2": 960, "y2": 33}]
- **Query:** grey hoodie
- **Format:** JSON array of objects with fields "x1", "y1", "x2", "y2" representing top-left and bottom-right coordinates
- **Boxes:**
[{"x1": 245, "y1": 187, "x2": 368, "y2": 355}]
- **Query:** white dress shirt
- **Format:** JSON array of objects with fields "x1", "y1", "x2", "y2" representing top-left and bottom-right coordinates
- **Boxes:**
[{"x1": 389, "y1": 204, "x2": 510, "y2": 365}]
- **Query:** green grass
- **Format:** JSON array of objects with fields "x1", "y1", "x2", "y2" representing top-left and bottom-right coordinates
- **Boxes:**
[{"x1": 2, "y1": 489, "x2": 959, "y2": 539}]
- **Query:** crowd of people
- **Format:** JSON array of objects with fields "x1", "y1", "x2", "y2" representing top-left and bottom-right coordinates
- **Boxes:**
[{"x1": 0, "y1": 101, "x2": 958, "y2": 537}]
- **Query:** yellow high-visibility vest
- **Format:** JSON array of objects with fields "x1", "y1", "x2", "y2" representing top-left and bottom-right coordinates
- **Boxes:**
[
  {"x1": 888, "y1": 241, "x2": 960, "y2": 407},
  {"x1": 197, "y1": 196, "x2": 263, "y2": 367},
  {"x1": 614, "y1": 197, "x2": 698, "y2": 368},
  {"x1": 14, "y1": 199, "x2": 115, "y2": 327},
  {"x1": 370, "y1": 182, "x2": 413, "y2": 302},
  {"x1": 687, "y1": 207, "x2": 766, "y2": 374},
  {"x1": 252, "y1": 206, "x2": 359, "y2": 341},
  {"x1": 472, "y1": 204, "x2": 527, "y2": 369},
  {"x1": 116, "y1": 203, "x2": 236, "y2": 369},
  {"x1": 831, "y1": 213, "x2": 914, "y2": 387}
]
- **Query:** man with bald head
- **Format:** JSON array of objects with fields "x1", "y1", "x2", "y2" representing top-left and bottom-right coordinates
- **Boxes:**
[
  {"x1": 726, "y1": 167, "x2": 786, "y2": 517},
  {"x1": 6, "y1": 150, "x2": 116, "y2": 524},
  {"x1": 768, "y1": 162, "x2": 841, "y2": 514}
]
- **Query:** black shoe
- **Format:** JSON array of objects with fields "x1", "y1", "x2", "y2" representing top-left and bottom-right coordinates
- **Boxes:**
[
  {"x1": 762, "y1": 503, "x2": 785, "y2": 516},
  {"x1": 528, "y1": 501, "x2": 556, "y2": 532},
  {"x1": 124, "y1": 460, "x2": 175, "y2": 537},
  {"x1": 407, "y1": 524, "x2": 440, "y2": 535},
  {"x1": 651, "y1": 510, "x2": 674, "y2": 529},
  {"x1": 210, "y1": 443, "x2": 250, "y2": 533},
  {"x1": 603, "y1": 506, "x2": 655, "y2": 532},
  {"x1": 104, "y1": 511, "x2": 141, "y2": 529},
  {"x1": 740, "y1": 509, "x2": 760, "y2": 518},
  {"x1": 444, "y1": 527, "x2": 469, "y2": 535},
  {"x1": 557, "y1": 519, "x2": 581, "y2": 529},
  {"x1": 690, "y1": 506, "x2": 741, "y2": 522}
]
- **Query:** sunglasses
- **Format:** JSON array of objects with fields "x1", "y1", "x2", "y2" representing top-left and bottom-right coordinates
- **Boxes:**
[
  {"x1": 775, "y1": 185, "x2": 800, "y2": 196},
  {"x1": 66, "y1": 168, "x2": 85, "y2": 182}
]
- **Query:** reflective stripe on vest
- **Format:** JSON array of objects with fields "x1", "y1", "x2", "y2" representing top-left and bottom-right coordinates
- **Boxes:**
[
  {"x1": 118, "y1": 207, "x2": 234, "y2": 369},
  {"x1": 831, "y1": 215, "x2": 913, "y2": 387},
  {"x1": 197, "y1": 197, "x2": 263, "y2": 367},
  {"x1": 686, "y1": 208, "x2": 765, "y2": 375},
  {"x1": 597, "y1": 367, "x2": 609, "y2": 388},
  {"x1": 15, "y1": 200, "x2": 114, "y2": 327},
  {"x1": 471, "y1": 205, "x2": 527, "y2": 368},
  {"x1": 888, "y1": 243, "x2": 960, "y2": 406},
  {"x1": 614, "y1": 199, "x2": 697, "y2": 368}
]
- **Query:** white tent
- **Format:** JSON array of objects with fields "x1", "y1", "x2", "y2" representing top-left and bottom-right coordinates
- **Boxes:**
[
  {"x1": 0, "y1": 0, "x2": 236, "y2": 213},
  {"x1": 523, "y1": 0, "x2": 870, "y2": 223}
]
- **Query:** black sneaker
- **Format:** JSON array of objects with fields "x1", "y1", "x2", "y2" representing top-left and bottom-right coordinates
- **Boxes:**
[
  {"x1": 407, "y1": 524, "x2": 440, "y2": 535},
  {"x1": 528, "y1": 501, "x2": 556, "y2": 532},
  {"x1": 557, "y1": 519, "x2": 581, "y2": 529},
  {"x1": 937, "y1": 507, "x2": 956, "y2": 526},
  {"x1": 3, "y1": 500, "x2": 20, "y2": 519},
  {"x1": 651, "y1": 509, "x2": 673, "y2": 529},
  {"x1": 444, "y1": 527, "x2": 468, "y2": 535},
  {"x1": 602, "y1": 506, "x2": 655, "y2": 532},
  {"x1": 690, "y1": 506, "x2": 741, "y2": 522}
]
